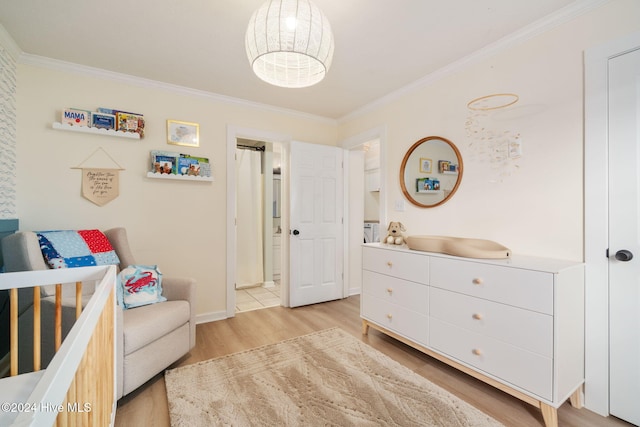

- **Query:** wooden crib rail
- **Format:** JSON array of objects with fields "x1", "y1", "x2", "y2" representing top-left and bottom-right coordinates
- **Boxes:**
[
  {"x1": 9, "y1": 288, "x2": 17, "y2": 376},
  {"x1": 6, "y1": 274, "x2": 88, "y2": 375},
  {"x1": 33, "y1": 287, "x2": 40, "y2": 372},
  {"x1": 0, "y1": 265, "x2": 117, "y2": 427}
]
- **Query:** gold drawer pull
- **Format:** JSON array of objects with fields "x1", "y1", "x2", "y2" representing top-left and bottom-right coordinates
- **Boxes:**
[
  {"x1": 472, "y1": 348, "x2": 482, "y2": 356},
  {"x1": 386, "y1": 261, "x2": 393, "y2": 268},
  {"x1": 472, "y1": 278, "x2": 484, "y2": 285},
  {"x1": 472, "y1": 313, "x2": 483, "y2": 320},
  {"x1": 387, "y1": 314, "x2": 393, "y2": 320},
  {"x1": 386, "y1": 288, "x2": 393, "y2": 295}
]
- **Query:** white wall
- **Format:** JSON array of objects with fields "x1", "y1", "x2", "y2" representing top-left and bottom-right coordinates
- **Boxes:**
[
  {"x1": 339, "y1": 0, "x2": 640, "y2": 261},
  {"x1": 14, "y1": 62, "x2": 337, "y2": 319}
]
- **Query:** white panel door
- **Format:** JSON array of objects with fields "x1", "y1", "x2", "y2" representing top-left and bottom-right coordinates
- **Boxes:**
[
  {"x1": 289, "y1": 141, "x2": 344, "y2": 307},
  {"x1": 608, "y1": 47, "x2": 640, "y2": 426}
]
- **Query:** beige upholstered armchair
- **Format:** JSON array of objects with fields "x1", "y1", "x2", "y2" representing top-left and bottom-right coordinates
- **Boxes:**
[{"x1": 1, "y1": 227, "x2": 196, "y2": 399}]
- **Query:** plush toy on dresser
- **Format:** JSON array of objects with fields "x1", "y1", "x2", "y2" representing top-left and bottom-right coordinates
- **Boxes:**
[{"x1": 383, "y1": 221, "x2": 406, "y2": 245}]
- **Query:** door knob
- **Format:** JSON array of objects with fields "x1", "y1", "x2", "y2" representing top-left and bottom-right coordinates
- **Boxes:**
[
  {"x1": 615, "y1": 249, "x2": 633, "y2": 262},
  {"x1": 292, "y1": 229, "x2": 300, "y2": 236}
]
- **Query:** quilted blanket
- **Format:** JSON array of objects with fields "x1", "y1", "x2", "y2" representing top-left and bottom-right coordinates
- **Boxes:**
[{"x1": 37, "y1": 229, "x2": 120, "y2": 269}]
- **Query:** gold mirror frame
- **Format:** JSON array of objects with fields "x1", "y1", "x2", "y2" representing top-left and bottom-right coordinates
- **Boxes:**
[{"x1": 399, "y1": 136, "x2": 463, "y2": 208}]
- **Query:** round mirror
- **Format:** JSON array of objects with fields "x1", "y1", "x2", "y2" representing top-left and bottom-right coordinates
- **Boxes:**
[{"x1": 400, "y1": 136, "x2": 463, "y2": 208}]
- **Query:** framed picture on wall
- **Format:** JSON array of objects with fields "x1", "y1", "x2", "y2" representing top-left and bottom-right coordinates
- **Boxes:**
[
  {"x1": 419, "y1": 158, "x2": 432, "y2": 173},
  {"x1": 167, "y1": 120, "x2": 200, "y2": 147}
]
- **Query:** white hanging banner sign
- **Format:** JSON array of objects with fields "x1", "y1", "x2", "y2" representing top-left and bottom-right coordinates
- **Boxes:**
[
  {"x1": 81, "y1": 168, "x2": 120, "y2": 206},
  {"x1": 72, "y1": 147, "x2": 125, "y2": 207}
]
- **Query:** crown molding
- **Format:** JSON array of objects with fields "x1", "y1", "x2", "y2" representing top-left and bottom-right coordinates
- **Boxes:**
[
  {"x1": 0, "y1": 24, "x2": 21, "y2": 60},
  {"x1": 338, "y1": 0, "x2": 611, "y2": 124},
  {"x1": 8, "y1": 0, "x2": 610, "y2": 126},
  {"x1": 18, "y1": 53, "x2": 337, "y2": 126}
]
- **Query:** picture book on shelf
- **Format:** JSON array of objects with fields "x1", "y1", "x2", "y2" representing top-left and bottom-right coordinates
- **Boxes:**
[
  {"x1": 178, "y1": 155, "x2": 211, "y2": 177},
  {"x1": 116, "y1": 112, "x2": 145, "y2": 137},
  {"x1": 62, "y1": 108, "x2": 91, "y2": 126},
  {"x1": 91, "y1": 112, "x2": 116, "y2": 130},
  {"x1": 151, "y1": 151, "x2": 178, "y2": 175}
]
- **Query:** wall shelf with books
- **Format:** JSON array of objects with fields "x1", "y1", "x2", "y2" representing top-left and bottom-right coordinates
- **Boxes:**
[
  {"x1": 146, "y1": 172, "x2": 213, "y2": 182},
  {"x1": 52, "y1": 122, "x2": 140, "y2": 140},
  {"x1": 148, "y1": 150, "x2": 213, "y2": 182}
]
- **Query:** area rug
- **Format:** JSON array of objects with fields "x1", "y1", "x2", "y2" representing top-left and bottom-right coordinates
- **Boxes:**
[{"x1": 165, "y1": 328, "x2": 503, "y2": 426}]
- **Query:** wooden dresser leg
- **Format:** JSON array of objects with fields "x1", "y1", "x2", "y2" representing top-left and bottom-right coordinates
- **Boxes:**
[
  {"x1": 361, "y1": 320, "x2": 370, "y2": 335},
  {"x1": 540, "y1": 403, "x2": 558, "y2": 427},
  {"x1": 569, "y1": 387, "x2": 583, "y2": 409}
]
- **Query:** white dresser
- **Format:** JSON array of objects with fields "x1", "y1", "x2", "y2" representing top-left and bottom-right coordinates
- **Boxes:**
[{"x1": 361, "y1": 243, "x2": 584, "y2": 427}]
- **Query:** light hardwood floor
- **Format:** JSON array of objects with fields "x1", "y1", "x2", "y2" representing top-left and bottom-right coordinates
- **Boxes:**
[{"x1": 115, "y1": 296, "x2": 631, "y2": 427}]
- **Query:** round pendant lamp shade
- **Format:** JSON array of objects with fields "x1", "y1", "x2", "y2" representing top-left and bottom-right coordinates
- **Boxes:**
[{"x1": 245, "y1": 0, "x2": 335, "y2": 88}]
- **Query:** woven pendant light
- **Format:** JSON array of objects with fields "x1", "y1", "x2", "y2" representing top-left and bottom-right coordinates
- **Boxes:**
[{"x1": 245, "y1": 0, "x2": 335, "y2": 88}]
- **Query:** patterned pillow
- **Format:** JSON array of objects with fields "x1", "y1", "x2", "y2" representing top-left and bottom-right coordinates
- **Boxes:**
[
  {"x1": 37, "y1": 229, "x2": 120, "y2": 269},
  {"x1": 117, "y1": 265, "x2": 166, "y2": 309}
]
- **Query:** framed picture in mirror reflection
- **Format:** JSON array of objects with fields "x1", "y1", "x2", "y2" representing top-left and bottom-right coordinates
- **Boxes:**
[{"x1": 420, "y1": 158, "x2": 432, "y2": 173}]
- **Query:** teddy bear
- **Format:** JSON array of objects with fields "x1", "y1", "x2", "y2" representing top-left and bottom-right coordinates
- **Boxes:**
[{"x1": 383, "y1": 221, "x2": 406, "y2": 245}]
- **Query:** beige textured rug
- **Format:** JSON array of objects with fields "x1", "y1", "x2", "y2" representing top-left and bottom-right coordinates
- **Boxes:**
[{"x1": 165, "y1": 328, "x2": 504, "y2": 426}]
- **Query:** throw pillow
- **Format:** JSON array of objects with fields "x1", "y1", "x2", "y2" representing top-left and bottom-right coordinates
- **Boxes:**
[{"x1": 117, "y1": 265, "x2": 166, "y2": 309}]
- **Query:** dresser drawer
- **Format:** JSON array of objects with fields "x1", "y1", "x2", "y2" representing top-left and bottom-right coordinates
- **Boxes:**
[
  {"x1": 363, "y1": 246, "x2": 428, "y2": 284},
  {"x1": 363, "y1": 270, "x2": 428, "y2": 315},
  {"x1": 430, "y1": 257, "x2": 553, "y2": 314},
  {"x1": 362, "y1": 293, "x2": 429, "y2": 346},
  {"x1": 430, "y1": 318, "x2": 552, "y2": 400},
  {"x1": 430, "y1": 288, "x2": 552, "y2": 357}
]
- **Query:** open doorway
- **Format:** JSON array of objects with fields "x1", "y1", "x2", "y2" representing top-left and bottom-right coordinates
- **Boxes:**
[
  {"x1": 235, "y1": 139, "x2": 284, "y2": 312},
  {"x1": 346, "y1": 140, "x2": 381, "y2": 295},
  {"x1": 343, "y1": 126, "x2": 387, "y2": 296},
  {"x1": 226, "y1": 126, "x2": 291, "y2": 318}
]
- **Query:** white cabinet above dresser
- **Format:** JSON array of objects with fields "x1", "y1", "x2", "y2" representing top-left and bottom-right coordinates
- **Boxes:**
[{"x1": 361, "y1": 243, "x2": 585, "y2": 427}]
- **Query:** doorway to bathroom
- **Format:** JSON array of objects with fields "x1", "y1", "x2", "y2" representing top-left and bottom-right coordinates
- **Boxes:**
[{"x1": 235, "y1": 139, "x2": 283, "y2": 313}]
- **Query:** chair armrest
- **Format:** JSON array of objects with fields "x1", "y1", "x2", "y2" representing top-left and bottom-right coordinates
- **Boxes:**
[
  {"x1": 162, "y1": 277, "x2": 195, "y2": 303},
  {"x1": 162, "y1": 277, "x2": 196, "y2": 350}
]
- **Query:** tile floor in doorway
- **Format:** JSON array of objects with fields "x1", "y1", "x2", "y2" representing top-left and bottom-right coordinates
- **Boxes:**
[{"x1": 235, "y1": 283, "x2": 281, "y2": 313}]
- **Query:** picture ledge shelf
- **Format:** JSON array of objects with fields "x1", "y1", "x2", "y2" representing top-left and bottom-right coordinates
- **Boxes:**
[
  {"x1": 52, "y1": 122, "x2": 140, "y2": 140},
  {"x1": 146, "y1": 172, "x2": 213, "y2": 182}
]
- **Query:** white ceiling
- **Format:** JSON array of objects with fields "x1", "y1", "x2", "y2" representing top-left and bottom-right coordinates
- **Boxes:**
[{"x1": 0, "y1": 0, "x2": 593, "y2": 120}]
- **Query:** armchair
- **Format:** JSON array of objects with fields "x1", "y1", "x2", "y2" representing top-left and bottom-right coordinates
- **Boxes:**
[{"x1": 1, "y1": 227, "x2": 196, "y2": 399}]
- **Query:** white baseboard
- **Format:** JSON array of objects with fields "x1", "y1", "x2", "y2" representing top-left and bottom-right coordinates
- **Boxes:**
[
  {"x1": 348, "y1": 288, "x2": 361, "y2": 297},
  {"x1": 262, "y1": 281, "x2": 275, "y2": 288},
  {"x1": 195, "y1": 310, "x2": 228, "y2": 325}
]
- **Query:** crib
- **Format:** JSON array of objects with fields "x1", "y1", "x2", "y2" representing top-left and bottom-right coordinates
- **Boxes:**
[{"x1": 0, "y1": 265, "x2": 116, "y2": 426}]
